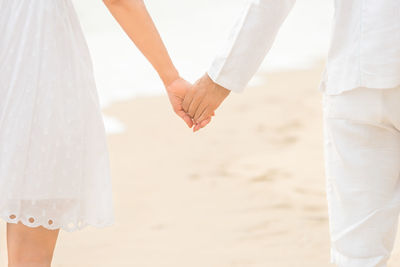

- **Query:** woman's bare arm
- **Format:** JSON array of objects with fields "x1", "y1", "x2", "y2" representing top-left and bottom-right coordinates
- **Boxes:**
[
  {"x1": 104, "y1": 0, "x2": 177, "y2": 86},
  {"x1": 103, "y1": 0, "x2": 193, "y2": 127}
]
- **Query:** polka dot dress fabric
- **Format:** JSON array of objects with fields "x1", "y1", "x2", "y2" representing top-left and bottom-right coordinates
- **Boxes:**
[{"x1": 0, "y1": 0, "x2": 114, "y2": 231}]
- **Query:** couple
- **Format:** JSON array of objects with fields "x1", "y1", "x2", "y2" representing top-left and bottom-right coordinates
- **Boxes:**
[{"x1": 1, "y1": 0, "x2": 400, "y2": 266}]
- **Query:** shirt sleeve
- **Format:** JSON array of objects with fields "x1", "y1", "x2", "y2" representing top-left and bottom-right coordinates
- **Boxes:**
[{"x1": 207, "y1": 0, "x2": 296, "y2": 93}]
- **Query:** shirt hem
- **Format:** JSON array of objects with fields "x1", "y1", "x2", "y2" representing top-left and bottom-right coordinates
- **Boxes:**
[{"x1": 319, "y1": 76, "x2": 400, "y2": 95}]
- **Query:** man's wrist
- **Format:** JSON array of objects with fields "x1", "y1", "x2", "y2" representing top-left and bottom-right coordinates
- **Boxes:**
[{"x1": 204, "y1": 73, "x2": 231, "y2": 96}]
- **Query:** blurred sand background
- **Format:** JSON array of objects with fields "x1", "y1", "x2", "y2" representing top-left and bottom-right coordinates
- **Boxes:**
[
  {"x1": 1, "y1": 0, "x2": 400, "y2": 266},
  {"x1": 58, "y1": 64, "x2": 399, "y2": 266}
]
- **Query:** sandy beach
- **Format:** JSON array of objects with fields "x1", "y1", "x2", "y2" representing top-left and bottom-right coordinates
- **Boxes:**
[{"x1": 1, "y1": 62, "x2": 399, "y2": 266}]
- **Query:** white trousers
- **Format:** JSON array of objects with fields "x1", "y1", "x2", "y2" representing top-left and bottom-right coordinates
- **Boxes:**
[{"x1": 323, "y1": 86, "x2": 400, "y2": 267}]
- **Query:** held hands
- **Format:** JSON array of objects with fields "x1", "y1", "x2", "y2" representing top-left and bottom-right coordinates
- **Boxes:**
[
  {"x1": 182, "y1": 74, "x2": 230, "y2": 132},
  {"x1": 166, "y1": 74, "x2": 230, "y2": 132}
]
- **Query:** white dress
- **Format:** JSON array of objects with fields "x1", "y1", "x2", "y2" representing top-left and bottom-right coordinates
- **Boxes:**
[{"x1": 0, "y1": 0, "x2": 114, "y2": 231}]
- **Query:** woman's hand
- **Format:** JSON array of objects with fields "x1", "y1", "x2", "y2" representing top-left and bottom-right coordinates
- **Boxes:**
[
  {"x1": 166, "y1": 77, "x2": 196, "y2": 128},
  {"x1": 104, "y1": 0, "x2": 205, "y2": 129}
]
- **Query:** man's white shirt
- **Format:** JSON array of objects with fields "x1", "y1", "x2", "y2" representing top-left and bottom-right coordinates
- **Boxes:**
[{"x1": 207, "y1": 0, "x2": 400, "y2": 94}]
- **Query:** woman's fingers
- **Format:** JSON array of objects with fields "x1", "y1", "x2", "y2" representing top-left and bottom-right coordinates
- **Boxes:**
[
  {"x1": 183, "y1": 114, "x2": 194, "y2": 128},
  {"x1": 193, "y1": 117, "x2": 212, "y2": 132},
  {"x1": 193, "y1": 123, "x2": 201, "y2": 132},
  {"x1": 176, "y1": 110, "x2": 193, "y2": 128}
]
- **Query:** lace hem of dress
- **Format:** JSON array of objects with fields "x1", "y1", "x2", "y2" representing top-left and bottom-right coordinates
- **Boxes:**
[{"x1": 0, "y1": 212, "x2": 114, "y2": 232}]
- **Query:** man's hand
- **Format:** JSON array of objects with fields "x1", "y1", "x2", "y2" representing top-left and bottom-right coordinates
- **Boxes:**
[
  {"x1": 166, "y1": 77, "x2": 195, "y2": 128},
  {"x1": 182, "y1": 74, "x2": 230, "y2": 132}
]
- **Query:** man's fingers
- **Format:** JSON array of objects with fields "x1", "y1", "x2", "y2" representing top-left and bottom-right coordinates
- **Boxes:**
[
  {"x1": 193, "y1": 101, "x2": 208, "y2": 122},
  {"x1": 200, "y1": 117, "x2": 211, "y2": 128},
  {"x1": 196, "y1": 107, "x2": 214, "y2": 125},
  {"x1": 187, "y1": 91, "x2": 205, "y2": 118}
]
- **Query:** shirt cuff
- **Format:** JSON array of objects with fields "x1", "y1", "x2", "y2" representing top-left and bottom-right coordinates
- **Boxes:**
[{"x1": 206, "y1": 68, "x2": 247, "y2": 93}]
